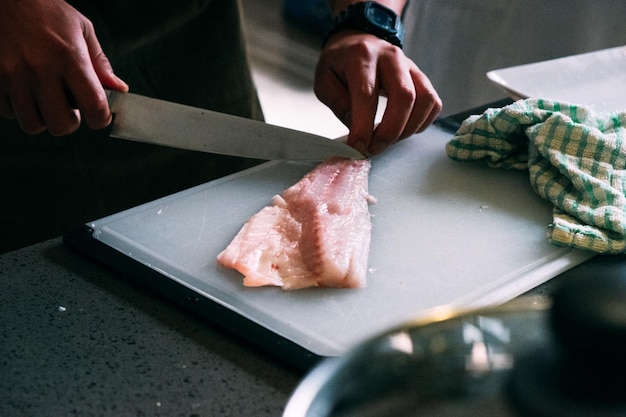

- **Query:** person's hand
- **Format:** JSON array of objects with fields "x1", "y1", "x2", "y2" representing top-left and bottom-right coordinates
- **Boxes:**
[
  {"x1": 0, "y1": 0, "x2": 128, "y2": 136},
  {"x1": 314, "y1": 31, "x2": 442, "y2": 156}
]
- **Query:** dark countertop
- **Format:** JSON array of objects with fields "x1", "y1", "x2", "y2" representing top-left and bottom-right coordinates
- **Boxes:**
[
  {"x1": 3, "y1": 235, "x2": 625, "y2": 416},
  {"x1": 0, "y1": 238, "x2": 299, "y2": 417}
]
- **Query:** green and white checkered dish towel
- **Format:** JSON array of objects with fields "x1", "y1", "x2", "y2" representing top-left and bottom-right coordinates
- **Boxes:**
[{"x1": 446, "y1": 98, "x2": 626, "y2": 254}]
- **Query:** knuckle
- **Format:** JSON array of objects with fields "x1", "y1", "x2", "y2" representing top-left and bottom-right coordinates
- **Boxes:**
[
  {"x1": 396, "y1": 83, "x2": 417, "y2": 105},
  {"x1": 352, "y1": 39, "x2": 377, "y2": 58},
  {"x1": 420, "y1": 90, "x2": 442, "y2": 109},
  {"x1": 86, "y1": 103, "x2": 112, "y2": 130},
  {"x1": 354, "y1": 81, "x2": 377, "y2": 100}
]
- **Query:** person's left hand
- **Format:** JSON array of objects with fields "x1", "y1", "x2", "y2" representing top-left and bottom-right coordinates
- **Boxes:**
[{"x1": 314, "y1": 31, "x2": 442, "y2": 156}]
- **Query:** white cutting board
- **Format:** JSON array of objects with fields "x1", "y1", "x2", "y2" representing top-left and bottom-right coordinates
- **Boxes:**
[{"x1": 88, "y1": 126, "x2": 593, "y2": 356}]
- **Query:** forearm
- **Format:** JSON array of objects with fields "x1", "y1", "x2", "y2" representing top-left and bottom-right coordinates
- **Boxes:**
[{"x1": 328, "y1": 0, "x2": 406, "y2": 16}]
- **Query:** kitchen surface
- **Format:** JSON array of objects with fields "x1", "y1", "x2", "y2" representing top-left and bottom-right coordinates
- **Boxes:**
[{"x1": 2, "y1": 1, "x2": 625, "y2": 417}]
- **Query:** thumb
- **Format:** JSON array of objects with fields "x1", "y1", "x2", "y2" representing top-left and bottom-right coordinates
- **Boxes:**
[
  {"x1": 92, "y1": 51, "x2": 129, "y2": 92},
  {"x1": 84, "y1": 27, "x2": 129, "y2": 92}
]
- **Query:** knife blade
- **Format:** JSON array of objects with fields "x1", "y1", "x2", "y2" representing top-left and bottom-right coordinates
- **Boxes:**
[{"x1": 106, "y1": 90, "x2": 365, "y2": 161}]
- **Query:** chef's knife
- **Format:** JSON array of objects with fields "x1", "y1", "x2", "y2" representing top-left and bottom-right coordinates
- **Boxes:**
[{"x1": 106, "y1": 90, "x2": 364, "y2": 161}]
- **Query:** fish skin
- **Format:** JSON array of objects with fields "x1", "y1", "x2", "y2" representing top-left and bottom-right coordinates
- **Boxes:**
[{"x1": 217, "y1": 157, "x2": 373, "y2": 290}]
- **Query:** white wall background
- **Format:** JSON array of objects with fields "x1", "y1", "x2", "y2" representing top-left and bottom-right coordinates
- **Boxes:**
[{"x1": 403, "y1": 1, "x2": 626, "y2": 115}]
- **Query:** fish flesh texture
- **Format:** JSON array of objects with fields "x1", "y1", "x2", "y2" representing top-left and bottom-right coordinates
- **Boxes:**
[
  {"x1": 217, "y1": 157, "x2": 373, "y2": 289},
  {"x1": 217, "y1": 157, "x2": 373, "y2": 290}
]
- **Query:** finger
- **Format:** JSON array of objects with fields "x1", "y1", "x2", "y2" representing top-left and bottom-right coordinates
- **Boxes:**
[
  {"x1": 343, "y1": 62, "x2": 378, "y2": 154},
  {"x1": 65, "y1": 20, "x2": 113, "y2": 130},
  {"x1": 10, "y1": 87, "x2": 46, "y2": 135},
  {"x1": 369, "y1": 55, "x2": 416, "y2": 154},
  {"x1": 0, "y1": 94, "x2": 15, "y2": 119},
  {"x1": 314, "y1": 62, "x2": 352, "y2": 128},
  {"x1": 417, "y1": 97, "x2": 442, "y2": 134},
  {"x1": 34, "y1": 81, "x2": 81, "y2": 136},
  {"x1": 413, "y1": 72, "x2": 442, "y2": 133},
  {"x1": 91, "y1": 49, "x2": 128, "y2": 93},
  {"x1": 390, "y1": 66, "x2": 441, "y2": 140}
]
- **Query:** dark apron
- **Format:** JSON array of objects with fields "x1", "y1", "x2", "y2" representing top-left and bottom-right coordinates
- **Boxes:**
[{"x1": 0, "y1": 0, "x2": 263, "y2": 253}]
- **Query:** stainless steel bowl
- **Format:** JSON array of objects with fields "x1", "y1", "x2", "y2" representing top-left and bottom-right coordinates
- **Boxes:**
[
  {"x1": 283, "y1": 300, "x2": 549, "y2": 417},
  {"x1": 285, "y1": 269, "x2": 626, "y2": 417}
]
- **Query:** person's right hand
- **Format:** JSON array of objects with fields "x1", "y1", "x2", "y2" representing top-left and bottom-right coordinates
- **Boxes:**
[{"x1": 0, "y1": 0, "x2": 128, "y2": 136}]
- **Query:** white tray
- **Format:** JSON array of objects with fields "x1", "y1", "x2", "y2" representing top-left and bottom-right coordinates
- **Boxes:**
[{"x1": 487, "y1": 45, "x2": 626, "y2": 113}]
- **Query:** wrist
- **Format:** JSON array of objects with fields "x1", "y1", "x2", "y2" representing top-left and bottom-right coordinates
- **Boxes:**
[{"x1": 323, "y1": 1, "x2": 405, "y2": 48}]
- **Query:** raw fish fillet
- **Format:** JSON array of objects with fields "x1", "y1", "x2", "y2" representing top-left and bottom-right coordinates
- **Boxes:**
[{"x1": 217, "y1": 157, "x2": 373, "y2": 290}]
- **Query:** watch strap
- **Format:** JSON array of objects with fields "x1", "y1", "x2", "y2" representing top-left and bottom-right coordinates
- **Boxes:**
[{"x1": 323, "y1": 2, "x2": 405, "y2": 48}]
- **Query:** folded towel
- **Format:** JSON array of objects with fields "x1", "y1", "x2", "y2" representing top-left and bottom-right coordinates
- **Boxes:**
[{"x1": 446, "y1": 98, "x2": 626, "y2": 254}]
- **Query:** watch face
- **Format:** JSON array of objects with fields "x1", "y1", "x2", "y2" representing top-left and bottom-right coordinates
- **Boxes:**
[
  {"x1": 366, "y1": 7, "x2": 395, "y2": 30},
  {"x1": 323, "y1": 2, "x2": 404, "y2": 48}
]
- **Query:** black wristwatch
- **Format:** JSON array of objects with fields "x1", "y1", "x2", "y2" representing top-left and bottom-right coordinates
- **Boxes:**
[{"x1": 323, "y1": 2, "x2": 405, "y2": 48}]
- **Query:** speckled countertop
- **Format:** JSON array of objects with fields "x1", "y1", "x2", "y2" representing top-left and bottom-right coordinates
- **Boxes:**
[
  {"x1": 2, "y1": 237, "x2": 622, "y2": 417},
  {"x1": 0, "y1": 238, "x2": 299, "y2": 416}
]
